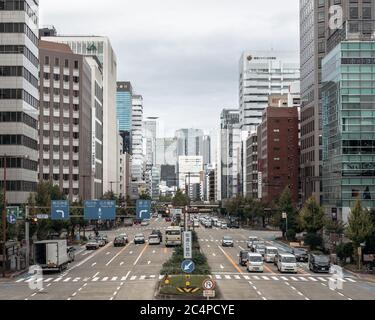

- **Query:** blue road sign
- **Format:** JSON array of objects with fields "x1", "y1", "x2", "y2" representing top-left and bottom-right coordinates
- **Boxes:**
[
  {"x1": 51, "y1": 200, "x2": 70, "y2": 221},
  {"x1": 136, "y1": 200, "x2": 152, "y2": 220},
  {"x1": 181, "y1": 260, "x2": 195, "y2": 274},
  {"x1": 84, "y1": 200, "x2": 116, "y2": 220},
  {"x1": 7, "y1": 213, "x2": 17, "y2": 225}
]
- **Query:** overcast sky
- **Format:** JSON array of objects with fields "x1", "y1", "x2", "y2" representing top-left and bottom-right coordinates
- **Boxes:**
[{"x1": 40, "y1": 0, "x2": 300, "y2": 137}]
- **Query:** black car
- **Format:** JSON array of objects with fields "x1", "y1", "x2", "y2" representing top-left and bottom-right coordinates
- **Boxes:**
[
  {"x1": 114, "y1": 236, "x2": 126, "y2": 247},
  {"x1": 293, "y1": 247, "x2": 309, "y2": 262},
  {"x1": 151, "y1": 229, "x2": 163, "y2": 242},
  {"x1": 239, "y1": 250, "x2": 250, "y2": 266},
  {"x1": 309, "y1": 253, "x2": 331, "y2": 273}
]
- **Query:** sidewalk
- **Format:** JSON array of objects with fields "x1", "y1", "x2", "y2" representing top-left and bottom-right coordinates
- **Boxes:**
[{"x1": 344, "y1": 267, "x2": 375, "y2": 283}]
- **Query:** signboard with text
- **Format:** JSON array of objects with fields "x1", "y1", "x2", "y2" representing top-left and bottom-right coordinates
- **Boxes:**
[
  {"x1": 51, "y1": 201, "x2": 70, "y2": 221},
  {"x1": 136, "y1": 200, "x2": 152, "y2": 220},
  {"x1": 183, "y1": 231, "x2": 192, "y2": 259},
  {"x1": 84, "y1": 200, "x2": 116, "y2": 220}
]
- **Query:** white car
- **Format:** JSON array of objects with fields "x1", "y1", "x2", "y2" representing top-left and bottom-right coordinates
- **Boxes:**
[
  {"x1": 222, "y1": 236, "x2": 234, "y2": 247},
  {"x1": 86, "y1": 240, "x2": 100, "y2": 250},
  {"x1": 247, "y1": 253, "x2": 264, "y2": 273},
  {"x1": 276, "y1": 253, "x2": 298, "y2": 273},
  {"x1": 141, "y1": 220, "x2": 150, "y2": 226},
  {"x1": 264, "y1": 246, "x2": 278, "y2": 263},
  {"x1": 247, "y1": 236, "x2": 258, "y2": 249},
  {"x1": 217, "y1": 221, "x2": 222, "y2": 228},
  {"x1": 148, "y1": 234, "x2": 161, "y2": 245},
  {"x1": 221, "y1": 222, "x2": 228, "y2": 229}
]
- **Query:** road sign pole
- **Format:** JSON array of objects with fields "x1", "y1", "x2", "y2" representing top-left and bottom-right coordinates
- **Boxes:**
[{"x1": 25, "y1": 206, "x2": 30, "y2": 269}]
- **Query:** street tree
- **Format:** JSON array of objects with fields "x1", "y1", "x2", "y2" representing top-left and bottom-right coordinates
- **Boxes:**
[
  {"x1": 274, "y1": 187, "x2": 299, "y2": 238},
  {"x1": 346, "y1": 199, "x2": 375, "y2": 269},
  {"x1": 172, "y1": 189, "x2": 190, "y2": 207},
  {"x1": 300, "y1": 197, "x2": 325, "y2": 233}
]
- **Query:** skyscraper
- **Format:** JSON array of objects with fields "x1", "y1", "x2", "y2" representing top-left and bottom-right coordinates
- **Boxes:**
[
  {"x1": 0, "y1": 0, "x2": 39, "y2": 204},
  {"x1": 131, "y1": 94, "x2": 144, "y2": 181},
  {"x1": 239, "y1": 51, "x2": 300, "y2": 133},
  {"x1": 299, "y1": 0, "x2": 375, "y2": 205},
  {"x1": 117, "y1": 81, "x2": 132, "y2": 153},
  {"x1": 41, "y1": 34, "x2": 119, "y2": 195},
  {"x1": 38, "y1": 40, "x2": 93, "y2": 202}
]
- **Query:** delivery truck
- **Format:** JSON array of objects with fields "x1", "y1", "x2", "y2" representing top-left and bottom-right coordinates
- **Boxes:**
[{"x1": 34, "y1": 240, "x2": 69, "y2": 272}]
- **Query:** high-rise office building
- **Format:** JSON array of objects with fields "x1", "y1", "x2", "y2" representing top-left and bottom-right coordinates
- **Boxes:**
[
  {"x1": 117, "y1": 81, "x2": 132, "y2": 154},
  {"x1": 202, "y1": 135, "x2": 211, "y2": 168},
  {"x1": 131, "y1": 94, "x2": 144, "y2": 181},
  {"x1": 41, "y1": 34, "x2": 119, "y2": 195},
  {"x1": 322, "y1": 22, "x2": 375, "y2": 223},
  {"x1": 219, "y1": 109, "x2": 241, "y2": 200},
  {"x1": 176, "y1": 129, "x2": 204, "y2": 157},
  {"x1": 156, "y1": 137, "x2": 177, "y2": 166},
  {"x1": 0, "y1": 0, "x2": 39, "y2": 204},
  {"x1": 144, "y1": 117, "x2": 158, "y2": 166},
  {"x1": 38, "y1": 40, "x2": 92, "y2": 202},
  {"x1": 178, "y1": 155, "x2": 203, "y2": 199},
  {"x1": 299, "y1": 0, "x2": 375, "y2": 205},
  {"x1": 239, "y1": 51, "x2": 300, "y2": 133}
]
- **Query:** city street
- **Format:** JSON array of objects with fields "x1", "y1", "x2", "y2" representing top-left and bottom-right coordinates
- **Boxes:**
[{"x1": 1, "y1": 218, "x2": 375, "y2": 300}]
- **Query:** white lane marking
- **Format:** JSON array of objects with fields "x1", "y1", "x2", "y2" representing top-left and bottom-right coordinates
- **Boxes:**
[
  {"x1": 140, "y1": 275, "x2": 146, "y2": 280},
  {"x1": 257, "y1": 291, "x2": 262, "y2": 296},
  {"x1": 338, "y1": 292, "x2": 345, "y2": 297},
  {"x1": 16, "y1": 278, "x2": 25, "y2": 283},
  {"x1": 346, "y1": 278, "x2": 356, "y2": 283},
  {"x1": 220, "y1": 265, "x2": 224, "y2": 269},
  {"x1": 47, "y1": 284, "x2": 51, "y2": 287},
  {"x1": 91, "y1": 262, "x2": 97, "y2": 267},
  {"x1": 253, "y1": 276, "x2": 260, "y2": 280},
  {"x1": 73, "y1": 277, "x2": 81, "y2": 282},
  {"x1": 106, "y1": 247, "x2": 127, "y2": 266},
  {"x1": 308, "y1": 277, "x2": 318, "y2": 282},
  {"x1": 321, "y1": 283, "x2": 327, "y2": 287},
  {"x1": 290, "y1": 277, "x2": 298, "y2": 281},
  {"x1": 78, "y1": 288, "x2": 82, "y2": 292},
  {"x1": 81, "y1": 251, "x2": 90, "y2": 256},
  {"x1": 207, "y1": 245, "x2": 211, "y2": 248},
  {"x1": 299, "y1": 277, "x2": 308, "y2": 282},
  {"x1": 271, "y1": 276, "x2": 280, "y2": 281},
  {"x1": 212, "y1": 253, "x2": 216, "y2": 257},
  {"x1": 148, "y1": 261, "x2": 151, "y2": 265},
  {"x1": 298, "y1": 292, "x2": 304, "y2": 296},
  {"x1": 106, "y1": 252, "x2": 111, "y2": 255},
  {"x1": 31, "y1": 293, "x2": 37, "y2": 297},
  {"x1": 130, "y1": 276, "x2": 137, "y2": 281},
  {"x1": 225, "y1": 275, "x2": 231, "y2": 280},
  {"x1": 133, "y1": 246, "x2": 148, "y2": 266},
  {"x1": 152, "y1": 250, "x2": 156, "y2": 254},
  {"x1": 239, "y1": 246, "x2": 245, "y2": 251},
  {"x1": 281, "y1": 276, "x2": 288, "y2": 281},
  {"x1": 72, "y1": 292, "x2": 77, "y2": 297},
  {"x1": 92, "y1": 272, "x2": 100, "y2": 278},
  {"x1": 92, "y1": 277, "x2": 99, "y2": 282},
  {"x1": 150, "y1": 275, "x2": 156, "y2": 279},
  {"x1": 318, "y1": 277, "x2": 327, "y2": 282},
  {"x1": 129, "y1": 251, "x2": 133, "y2": 255},
  {"x1": 63, "y1": 277, "x2": 71, "y2": 282},
  {"x1": 111, "y1": 277, "x2": 118, "y2": 281},
  {"x1": 262, "y1": 276, "x2": 270, "y2": 281},
  {"x1": 83, "y1": 277, "x2": 89, "y2": 282},
  {"x1": 121, "y1": 271, "x2": 131, "y2": 281},
  {"x1": 53, "y1": 277, "x2": 62, "y2": 282},
  {"x1": 262, "y1": 297, "x2": 267, "y2": 301},
  {"x1": 234, "y1": 275, "x2": 241, "y2": 280},
  {"x1": 113, "y1": 291, "x2": 118, "y2": 296},
  {"x1": 44, "y1": 278, "x2": 53, "y2": 283},
  {"x1": 68, "y1": 243, "x2": 112, "y2": 272},
  {"x1": 159, "y1": 275, "x2": 164, "y2": 280},
  {"x1": 215, "y1": 275, "x2": 222, "y2": 280},
  {"x1": 244, "y1": 275, "x2": 250, "y2": 280}
]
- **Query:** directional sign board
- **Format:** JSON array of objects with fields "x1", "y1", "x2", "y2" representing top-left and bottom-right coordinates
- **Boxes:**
[
  {"x1": 37, "y1": 214, "x2": 49, "y2": 220},
  {"x1": 84, "y1": 200, "x2": 116, "y2": 220},
  {"x1": 136, "y1": 200, "x2": 152, "y2": 220},
  {"x1": 7, "y1": 213, "x2": 17, "y2": 225},
  {"x1": 181, "y1": 260, "x2": 195, "y2": 274},
  {"x1": 183, "y1": 231, "x2": 192, "y2": 259},
  {"x1": 7, "y1": 207, "x2": 19, "y2": 219},
  {"x1": 51, "y1": 201, "x2": 70, "y2": 221}
]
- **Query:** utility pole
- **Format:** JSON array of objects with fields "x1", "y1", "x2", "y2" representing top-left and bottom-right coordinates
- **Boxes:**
[
  {"x1": 2, "y1": 154, "x2": 7, "y2": 277},
  {"x1": 25, "y1": 206, "x2": 30, "y2": 269}
]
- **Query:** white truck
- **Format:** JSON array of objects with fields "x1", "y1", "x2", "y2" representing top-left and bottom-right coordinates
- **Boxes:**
[{"x1": 34, "y1": 240, "x2": 69, "y2": 272}]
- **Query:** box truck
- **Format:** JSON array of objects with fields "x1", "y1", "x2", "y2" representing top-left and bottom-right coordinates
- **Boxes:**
[{"x1": 34, "y1": 240, "x2": 69, "y2": 272}]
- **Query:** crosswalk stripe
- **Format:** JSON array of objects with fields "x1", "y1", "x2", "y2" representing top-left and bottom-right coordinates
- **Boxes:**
[
  {"x1": 130, "y1": 276, "x2": 137, "y2": 281},
  {"x1": 44, "y1": 278, "x2": 53, "y2": 283},
  {"x1": 317, "y1": 277, "x2": 327, "y2": 282},
  {"x1": 140, "y1": 275, "x2": 146, "y2": 280},
  {"x1": 234, "y1": 275, "x2": 241, "y2": 280},
  {"x1": 281, "y1": 276, "x2": 288, "y2": 281},
  {"x1": 149, "y1": 275, "x2": 156, "y2": 279},
  {"x1": 271, "y1": 276, "x2": 280, "y2": 281},
  {"x1": 63, "y1": 277, "x2": 71, "y2": 282},
  {"x1": 92, "y1": 277, "x2": 99, "y2": 282},
  {"x1": 111, "y1": 277, "x2": 118, "y2": 281},
  {"x1": 16, "y1": 278, "x2": 25, "y2": 283},
  {"x1": 215, "y1": 275, "x2": 222, "y2": 280},
  {"x1": 290, "y1": 277, "x2": 298, "y2": 281},
  {"x1": 262, "y1": 276, "x2": 270, "y2": 280},
  {"x1": 159, "y1": 275, "x2": 164, "y2": 280},
  {"x1": 308, "y1": 277, "x2": 318, "y2": 282},
  {"x1": 243, "y1": 275, "x2": 250, "y2": 280},
  {"x1": 73, "y1": 278, "x2": 81, "y2": 282},
  {"x1": 53, "y1": 277, "x2": 62, "y2": 282},
  {"x1": 299, "y1": 277, "x2": 308, "y2": 282},
  {"x1": 102, "y1": 277, "x2": 109, "y2": 281},
  {"x1": 346, "y1": 278, "x2": 356, "y2": 283},
  {"x1": 225, "y1": 275, "x2": 231, "y2": 280},
  {"x1": 253, "y1": 276, "x2": 260, "y2": 280},
  {"x1": 83, "y1": 278, "x2": 89, "y2": 282},
  {"x1": 121, "y1": 276, "x2": 128, "y2": 281}
]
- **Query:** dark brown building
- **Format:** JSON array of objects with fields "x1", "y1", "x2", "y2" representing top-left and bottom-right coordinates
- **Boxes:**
[
  {"x1": 259, "y1": 106, "x2": 299, "y2": 204},
  {"x1": 38, "y1": 40, "x2": 92, "y2": 202}
]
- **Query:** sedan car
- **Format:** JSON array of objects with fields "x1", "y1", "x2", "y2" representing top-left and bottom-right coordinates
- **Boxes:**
[
  {"x1": 119, "y1": 233, "x2": 129, "y2": 244},
  {"x1": 134, "y1": 233, "x2": 146, "y2": 244},
  {"x1": 141, "y1": 220, "x2": 150, "y2": 227},
  {"x1": 239, "y1": 250, "x2": 251, "y2": 266},
  {"x1": 148, "y1": 234, "x2": 161, "y2": 245},
  {"x1": 309, "y1": 253, "x2": 331, "y2": 273},
  {"x1": 221, "y1": 222, "x2": 228, "y2": 229},
  {"x1": 255, "y1": 244, "x2": 266, "y2": 256},
  {"x1": 114, "y1": 236, "x2": 126, "y2": 247},
  {"x1": 151, "y1": 229, "x2": 163, "y2": 242},
  {"x1": 96, "y1": 237, "x2": 106, "y2": 247},
  {"x1": 86, "y1": 240, "x2": 100, "y2": 250},
  {"x1": 222, "y1": 236, "x2": 234, "y2": 247}
]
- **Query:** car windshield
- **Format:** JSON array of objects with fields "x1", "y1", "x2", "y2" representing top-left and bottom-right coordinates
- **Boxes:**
[
  {"x1": 224, "y1": 237, "x2": 232, "y2": 241},
  {"x1": 315, "y1": 255, "x2": 330, "y2": 263},
  {"x1": 166, "y1": 231, "x2": 181, "y2": 235},
  {"x1": 257, "y1": 245, "x2": 265, "y2": 249},
  {"x1": 295, "y1": 248, "x2": 307, "y2": 254},
  {"x1": 115, "y1": 237, "x2": 123, "y2": 241},
  {"x1": 282, "y1": 256, "x2": 296, "y2": 263},
  {"x1": 249, "y1": 256, "x2": 263, "y2": 262},
  {"x1": 149, "y1": 235, "x2": 158, "y2": 239},
  {"x1": 267, "y1": 249, "x2": 278, "y2": 254},
  {"x1": 135, "y1": 234, "x2": 144, "y2": 238}
]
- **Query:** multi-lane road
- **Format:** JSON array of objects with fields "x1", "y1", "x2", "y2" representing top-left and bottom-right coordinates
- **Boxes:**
[{"x1": 1, "y1": 216, "x2": 375, "y2": 300}]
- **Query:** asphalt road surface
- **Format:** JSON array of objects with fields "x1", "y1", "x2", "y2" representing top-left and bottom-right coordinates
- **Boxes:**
[{"x1": 1, "y1": 217, "x2": 375, "y2": 300}]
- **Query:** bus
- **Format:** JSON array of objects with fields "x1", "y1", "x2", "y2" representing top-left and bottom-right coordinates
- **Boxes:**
[{"x1": 165, "y1": 226, "x2": 182, "y2": 247}]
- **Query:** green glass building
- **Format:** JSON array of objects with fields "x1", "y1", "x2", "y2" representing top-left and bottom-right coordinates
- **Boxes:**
[{"x1": 322, "y1": 40, "x2": 375, "y2": 223}]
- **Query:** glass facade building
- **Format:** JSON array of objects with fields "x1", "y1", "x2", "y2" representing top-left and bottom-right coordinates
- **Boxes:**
[
  {"x1": 322, "y1": 41, "x2": 375, "y2": 223},
  {"x1": 117, "y1": 81, "x2": 133, "y2": 132}
]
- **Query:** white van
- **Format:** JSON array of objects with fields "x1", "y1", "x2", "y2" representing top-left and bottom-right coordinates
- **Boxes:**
[
  {"x1": 247, "y1": 253, "x2": 264, "y2": 273},
  {"x1": 247, "y1": 236, "x2": 258, "y2": 249},
  {"x1": 264, "y1": 246, "x2": 278, "y2": 263},
  {"x1": 276, "y1": 253, "x2": 297, "y2": 273}
]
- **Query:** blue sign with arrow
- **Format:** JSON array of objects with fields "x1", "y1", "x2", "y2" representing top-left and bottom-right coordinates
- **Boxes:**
[
  {"x1": 51, "y1": 200, "x2": 70, "y2": 221},
  {"x1": 7, "y1": 213, "x2": 17, "y2": 225},
  {"x1": 181, "y1": 260, "x2": 195, "y2": 274},
  {"x1": 84, "y1": 200, "x2": 116, "y2": 220},
  {"x1": 136, "y1": 200, "x2": 152, "y2": 220}
]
